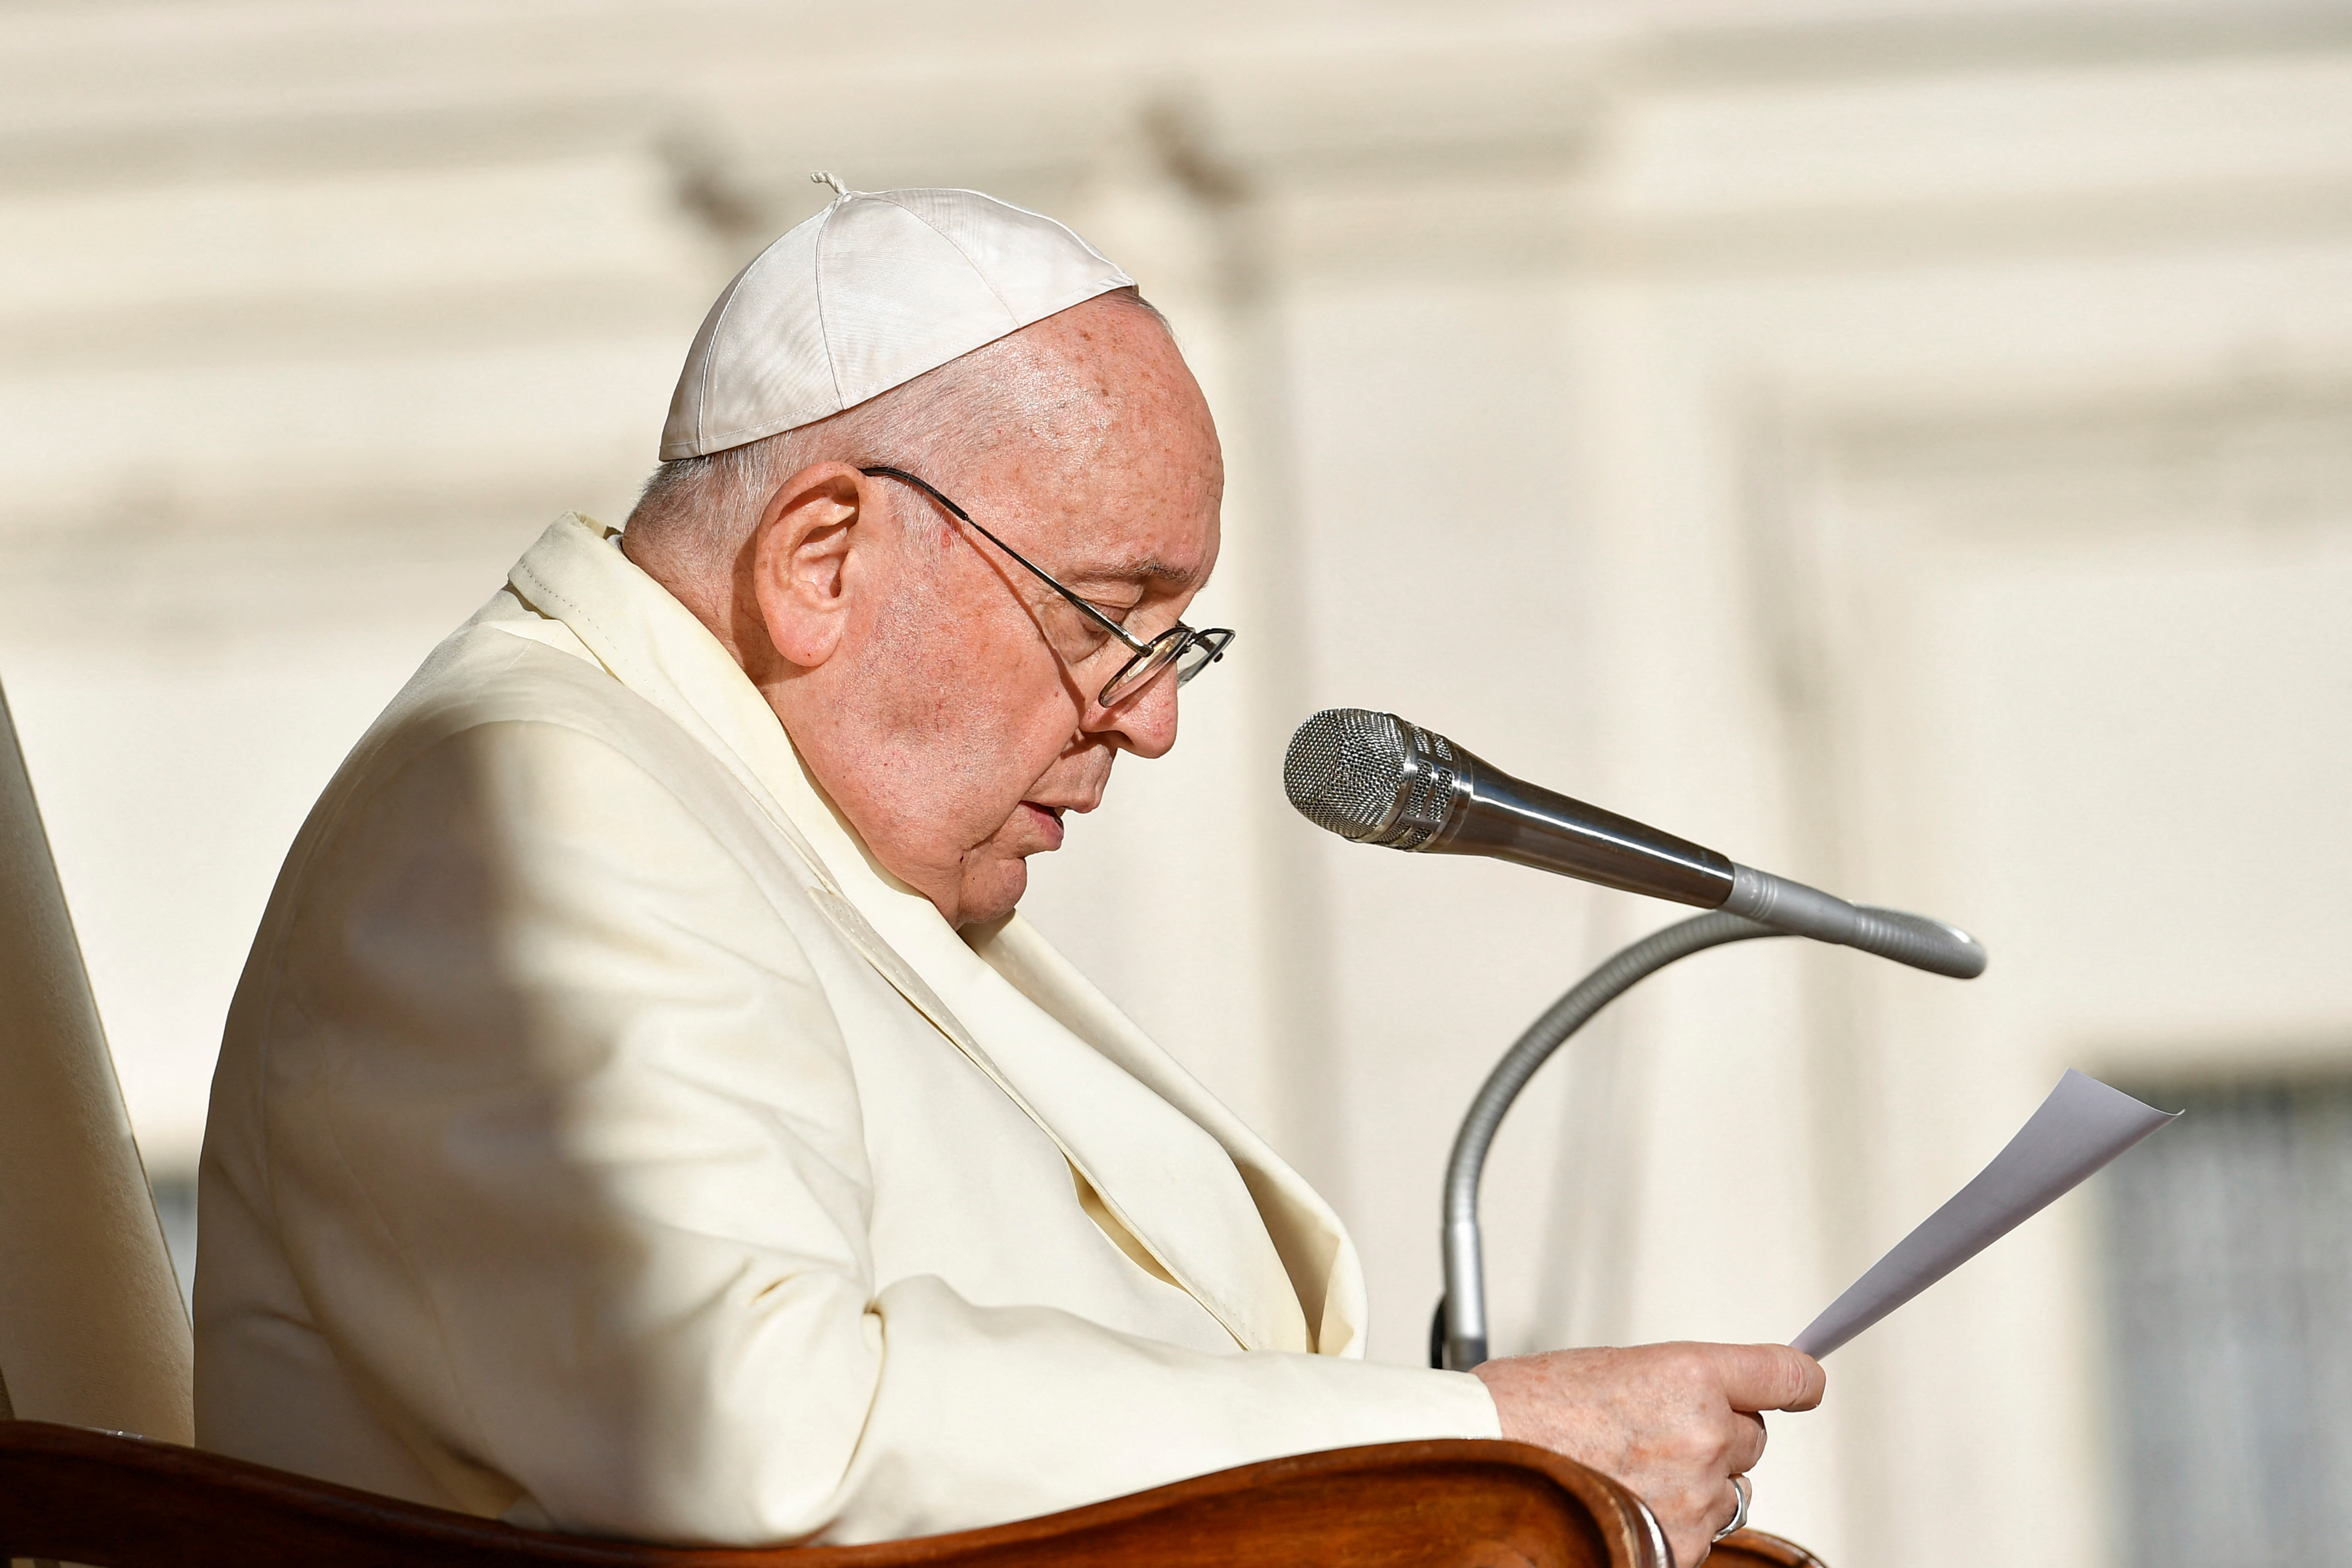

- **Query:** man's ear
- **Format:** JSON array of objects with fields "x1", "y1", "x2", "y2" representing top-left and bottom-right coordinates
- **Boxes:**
[{"x1": 750, "y1": 463, "x2": 867, "y2": 670}]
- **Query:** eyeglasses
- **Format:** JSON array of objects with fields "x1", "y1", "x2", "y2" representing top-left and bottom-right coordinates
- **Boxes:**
[{"x1": 859, "y1": 465, "x2": 1235, "y2": 710}]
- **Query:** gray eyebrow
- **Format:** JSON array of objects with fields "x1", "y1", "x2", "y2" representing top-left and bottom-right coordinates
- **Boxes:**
[{"x1": 1080, "y1": 555, "x2": 1198, "y2": 588}]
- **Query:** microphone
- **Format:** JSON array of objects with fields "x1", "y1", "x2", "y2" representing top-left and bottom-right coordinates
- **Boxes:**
[{"x1": 1283, "y1": 708, "x2": 1986, "y2": 979}]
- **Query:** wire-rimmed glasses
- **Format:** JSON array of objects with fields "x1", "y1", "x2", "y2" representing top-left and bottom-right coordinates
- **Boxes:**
[{"x1": 859, "y1": 465, "x2": 1234, "y2": 709}]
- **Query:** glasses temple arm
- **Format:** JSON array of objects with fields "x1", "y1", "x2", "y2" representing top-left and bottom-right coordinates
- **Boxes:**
[{"x1": 859, "y1": 466, "x2": 1152, "y2": 655}]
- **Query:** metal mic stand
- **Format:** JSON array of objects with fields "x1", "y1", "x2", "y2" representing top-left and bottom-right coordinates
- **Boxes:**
[{"x1": 1433, "y1": 903, "x2": 1982, "y2": 1371}]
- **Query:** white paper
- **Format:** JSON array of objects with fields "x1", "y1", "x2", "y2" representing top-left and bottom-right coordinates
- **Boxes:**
[{"x1": 1790, "y1": 1069, "x2": 2178, "y2": 1359}]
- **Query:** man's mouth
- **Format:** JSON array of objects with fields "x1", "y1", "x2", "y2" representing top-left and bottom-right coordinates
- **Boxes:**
[{"x1": 1020, "y1": 800, "x2": 1066, "y2": 848}]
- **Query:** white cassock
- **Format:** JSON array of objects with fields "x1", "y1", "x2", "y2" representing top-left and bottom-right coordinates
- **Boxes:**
[{"x1": 194, "y1": 512, "x2": 1498, "y2": 1545}]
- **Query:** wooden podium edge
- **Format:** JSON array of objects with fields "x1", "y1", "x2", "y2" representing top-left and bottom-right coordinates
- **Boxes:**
[{"x1": 0, "y1": 1422, "x2": 1700, "y2": 1567}]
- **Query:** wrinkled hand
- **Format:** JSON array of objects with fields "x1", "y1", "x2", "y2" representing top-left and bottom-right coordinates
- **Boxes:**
[{"x1": 1472, "y1": 1342, "x2": 1824, "y2": 1567}]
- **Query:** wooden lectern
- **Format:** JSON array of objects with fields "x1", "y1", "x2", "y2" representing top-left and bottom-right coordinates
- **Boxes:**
[
  {"x1": 0, "y1": 677, "x2": 1824, "y2": 1568},
  {"x1": 0, "y1": 1419, "x2": 1819, "y2": 1567}
]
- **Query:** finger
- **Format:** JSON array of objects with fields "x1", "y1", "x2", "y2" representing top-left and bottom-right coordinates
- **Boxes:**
[
  {"x1": 1706, "y1": 1343, "x2": 1826, "y2": 1412},
  {"x1": 1726, "y1": 1410, "x2": 1768, "y2": 1475},
  {"x1": 1714, "y1": 1473, "x2": 1751, "y2": 1541}
]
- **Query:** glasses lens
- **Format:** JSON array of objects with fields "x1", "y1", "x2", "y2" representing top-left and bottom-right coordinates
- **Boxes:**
[
  {"x1": 1099, "y1": 628, "x2": 1235, "y2": 707},
  {"x1": 1172, "y1": 628, "x2": 1234, "y2": 685},
  {"x1": 1100, "y1": 630, "x2": 1186, "y2": 708}
]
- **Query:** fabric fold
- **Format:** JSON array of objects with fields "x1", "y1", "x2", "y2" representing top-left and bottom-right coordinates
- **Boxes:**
[{"x1": 501, "y1": 513, "x2": 1320, "y2": 1355}]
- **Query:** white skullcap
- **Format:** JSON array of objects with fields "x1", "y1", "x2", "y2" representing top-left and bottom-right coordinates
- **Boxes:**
[{"x1": 658, "y1": 180, "x2": 1135, "y2": 460}]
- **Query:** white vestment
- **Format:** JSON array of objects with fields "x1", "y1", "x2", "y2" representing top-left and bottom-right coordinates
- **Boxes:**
[{"x1": 194, "y1": 513, "x2": 1497, "y2": 1545}]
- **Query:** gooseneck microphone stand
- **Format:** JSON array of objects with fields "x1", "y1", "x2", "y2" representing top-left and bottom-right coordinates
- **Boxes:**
[
  {"x1": 1432, "y1": 903, "x2": 1983, "y2": 1372},
  {"x1": 1272, "y1": 704, "x2": 1988, "y2": 1374}
]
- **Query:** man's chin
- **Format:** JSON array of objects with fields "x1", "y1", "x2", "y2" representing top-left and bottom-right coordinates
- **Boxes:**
[{"x1": 952, "y1": 859, "x2": 1030, "y2": 932}]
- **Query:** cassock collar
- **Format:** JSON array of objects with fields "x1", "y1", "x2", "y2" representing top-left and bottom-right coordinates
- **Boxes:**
[{"x1": 500, "y1": 512, "x2": 1319, "y2": 1354}]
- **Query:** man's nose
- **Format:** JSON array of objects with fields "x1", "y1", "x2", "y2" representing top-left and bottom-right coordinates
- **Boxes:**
[{"x1": 1089, "y1": 670, "x2": 1180, "y2": 758}]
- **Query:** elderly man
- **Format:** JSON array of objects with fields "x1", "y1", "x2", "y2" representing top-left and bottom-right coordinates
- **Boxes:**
[{"x1": 195, "y1": 184, "x2": 1820, "y2": 1565}]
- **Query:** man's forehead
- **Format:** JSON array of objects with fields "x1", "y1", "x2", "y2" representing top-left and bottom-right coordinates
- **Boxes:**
[
  {"x1": 1030, "y1": 466, "x2": 1217, "y2": 590},
  {"x1": 943, "y1": 312, "x2": 1219, "y2": 590}
]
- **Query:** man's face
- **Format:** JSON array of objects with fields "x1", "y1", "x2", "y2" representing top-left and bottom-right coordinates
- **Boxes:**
[{"x1": 768, "y1": 300, "x2": 1224, "y2": 928}]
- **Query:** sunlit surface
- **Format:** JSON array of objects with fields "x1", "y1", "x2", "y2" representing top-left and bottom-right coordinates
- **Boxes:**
[{"x1": 6, "y1": 5, "x2": 2350, "y2": 1562}]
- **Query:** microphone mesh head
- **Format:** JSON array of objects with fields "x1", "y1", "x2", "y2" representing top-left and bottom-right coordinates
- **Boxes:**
[{"x1": 1283, "y1": 709, "x2": 1411, "y2": 841}]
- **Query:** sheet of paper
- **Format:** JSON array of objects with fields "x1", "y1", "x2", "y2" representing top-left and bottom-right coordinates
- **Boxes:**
[{"x1": 1790, "y1": 1069, "x2": 2178, "y2": 1359}]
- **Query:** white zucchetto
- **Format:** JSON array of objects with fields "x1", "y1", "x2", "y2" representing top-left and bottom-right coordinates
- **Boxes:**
[{"x1": 658, "y1": 182, "x2": 1135, "y2": 460}]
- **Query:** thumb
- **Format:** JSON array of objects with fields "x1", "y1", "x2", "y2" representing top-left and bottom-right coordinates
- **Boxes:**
[{"x1": 1707, "y1": 1344, "x2": 1826, "y2": 1413}]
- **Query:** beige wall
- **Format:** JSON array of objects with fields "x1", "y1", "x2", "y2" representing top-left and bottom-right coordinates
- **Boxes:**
[{"x1": 5, "y1": 5, "x2": 2350, "y2": 1563}]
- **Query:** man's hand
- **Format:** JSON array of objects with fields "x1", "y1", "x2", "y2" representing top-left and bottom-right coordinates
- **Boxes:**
[{"x1": 1472, "y1": 1342, "x2": 1824, "y2": 1567}]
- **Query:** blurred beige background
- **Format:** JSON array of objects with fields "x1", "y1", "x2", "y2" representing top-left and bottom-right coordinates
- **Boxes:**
[{"x1": 5, "y1": 2, "x2": 2351, "y2": 1564}]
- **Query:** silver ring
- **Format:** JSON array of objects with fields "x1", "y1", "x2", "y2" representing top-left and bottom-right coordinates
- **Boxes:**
[{"x1": 1714, "y1": 1473, "x2": 1751, "y2": 1542}]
